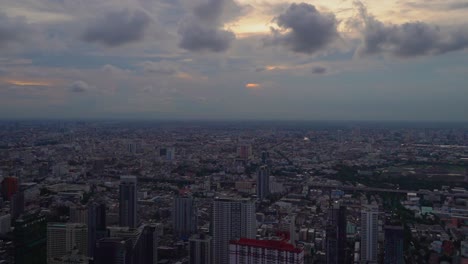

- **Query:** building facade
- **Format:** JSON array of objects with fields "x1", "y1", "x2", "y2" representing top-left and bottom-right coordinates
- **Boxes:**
[
  {"x1": 229, "y1": 238, "x2": 304, "y2": 264},
  {"x1": 256, "y1": 166, "x2": 270, "y2": 200},
  {"x1": 213, "y1": 198, "x2": 256, "y2": 264},
  {"x1": 189, "y1": 234, "x2": 211, "y2": 264},
  {"x1": 360, "y1": 205, "x2": 379, "y2": 264},
  {"x1": 173, "y1": 196, "x2": 197, "y2": 239},
  {"x1": 119, "y1": 176, "x2": 137, "y2": 228}
]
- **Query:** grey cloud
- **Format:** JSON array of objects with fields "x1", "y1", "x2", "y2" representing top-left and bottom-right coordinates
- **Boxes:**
[
  {"x1": 179, "y1": 21, "x2": 235, "y2": 52},
  {"x1": 178, "y1": 0, "x2": 247, "y2": 52},
  {"x1": 356, "y1": 1, "x2": 468, "y2": 57},
  {"x1": 264, "y1": 3, "x2": 339, "y2": 54},
  {"x1": 0, "y1": 12, "x2": 31, "y2": 48},
  {"x1": 82, "y1": 9, "x2": 151, "y2": 47},
  {"x1": 140, "y1": 61, "x2": 178, "y2": 75},
  {"x1": 69, "y1": 80, "x2": 92, "y2": 92},
  {"x1": 193, "y1": 0, "x2": 250, "y2": 24},
  {"x1": 312, "y1": 66, "x2": 327, "y2": 74}
]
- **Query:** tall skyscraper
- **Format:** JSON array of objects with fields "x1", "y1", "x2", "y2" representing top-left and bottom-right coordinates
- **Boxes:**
[
  {"x1": 87, "y1": 202, "x2": 107, "y2": 258},
  {"x1": 212, "y1": 198, "x2": 256, "y2": 264},
  {"x1": 326, "y1": 203, "x2": 347, "y2": 264},
  {"x1": 360, "y1": 205, "x2": 379, "y2": 264},
  {"x1": 14, "y1": 213, "x2": 47, "y2": 264},
  {"x1": 119, "y1": 176, "x2": 137, "y2": 228},
  {"x1": 189, "y1": 234, "x2": 211, "y2": 264},
  {"x1": 384, "y1": 225, "x2": 404, "y2": 264},
  {"x1": 229, "y1": 238, "x2": 304, "y2": 264},
  {"x1": 256, "y1": 166, "x2": 270, "y2": 200},
  {"x1": 173, "y1": 196, "x2": 197, "y2": 239},
  {"x1": 47, "y1": 223, "x2": 88, "y2": 262},
  {"x1": 94, "y1": 238, "x2": 132, "y2": 264}
]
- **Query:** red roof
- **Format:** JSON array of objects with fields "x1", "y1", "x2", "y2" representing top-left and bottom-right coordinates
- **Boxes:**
[{"x1": 230, "y1": 238, "x2": 303, "y2": 253}]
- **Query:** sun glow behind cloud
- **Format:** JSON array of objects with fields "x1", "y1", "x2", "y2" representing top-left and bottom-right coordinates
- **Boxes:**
[
  {"x1": 4, "y1": 79, "x2": 52, "y2": 86},
  {"x1": 245, "y1": 83, "x2": 261, "y2": 89}
]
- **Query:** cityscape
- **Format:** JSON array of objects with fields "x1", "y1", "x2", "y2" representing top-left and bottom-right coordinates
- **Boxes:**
[
  {"x1": 0, "y1": 120, "x2": 466, "y2": 263},
  {"x1": 2, "y1": 0, "x2": 468, "y2": 263}
]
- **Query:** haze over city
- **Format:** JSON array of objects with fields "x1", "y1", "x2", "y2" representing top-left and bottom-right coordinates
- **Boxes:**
[{"x1": 1, "y1": 0, "x2": 468, "y2": 121}]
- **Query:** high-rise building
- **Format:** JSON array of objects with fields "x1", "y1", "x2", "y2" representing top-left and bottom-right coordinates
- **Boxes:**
[
  {"x1": 87, "y1": 202, "x2": 108, "y2": 258},
  {"x1": 70, "y1": 205, "x2": 88, "y2": 224},
  {"x1": 47, "y1": 223, "x2": 88, "y2": 262},
  {"x1": 119, "y1": 176, "x2": 137, "y2": 228},
  {"x1": 384, "y1": 225, "x2": 404, "y2": 264},
  {"x1": 256, "y1": 166, "x2": 270, "y2": 200},
  {"x1": 360, "y1": 205, "x2": 379, "y2": 264},
  {"x1": 229, "y1": 238, "x2": 304, "y2": 264},
  {"x1": 107, "y1": 225, "x2": 158, "y2": 264},
  {"x1": 159, "y1": 147, "x2": 175, "y2": 161},
  {"x1": 94, "y1": 238, "x2": 133, "y2": 264},
  {"x1": 189, "y1": 234, "x2": 211, "y2": 264},
  {"x1": 173, "y1": 196, "x2": 197, "y2": 239},
  {"x1": 14, "y1": 213, "x2": 47, "y2": 264},
  {"x1": 326, "y1": 203, "x2": 347, "y2": 264},
  {"x1": 1, "y1": 176, "x2": 19, "y2": 200},
  {"x1": 213, "y1": 198, "x2": 256, "y2": 264},
  {"x1": 11, "y1": 190, "x2": 25, "y2": 220}
]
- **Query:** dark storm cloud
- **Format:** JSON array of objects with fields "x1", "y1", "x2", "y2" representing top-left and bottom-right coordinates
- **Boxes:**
[
  {"x1": 264, "y1": 3, "x2": 339, "y2": 54},
  {"x1": 178, "y1": 0, "x2": 247, "y2": 52},
  {"x1": 82, "y1": 9, "x2": 151, "y2": 47},
  {"x1": 69, "y1": 80, "x2": 91, "y2": 92},
  {"x1": 0, "y1": 12, "x2": 31, "y2": 48},
  {"x1": 356, "y1": 1, "x2": 468, "y2": 57}
]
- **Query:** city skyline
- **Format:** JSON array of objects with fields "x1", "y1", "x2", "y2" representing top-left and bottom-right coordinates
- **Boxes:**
[{"x1": 1, "y1": 0, "x2": 468, "y2": 121}]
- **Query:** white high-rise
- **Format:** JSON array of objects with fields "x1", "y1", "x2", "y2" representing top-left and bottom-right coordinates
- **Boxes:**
[
  {"x1": 213, "y1": 198, "x2": 256, "y2": 264},
  {"x1": 360, "y1": 204, "x2": 379, "y2": 263},
  {"x1": 47, "y1": 223, "x2": 88, "y2": 262}
]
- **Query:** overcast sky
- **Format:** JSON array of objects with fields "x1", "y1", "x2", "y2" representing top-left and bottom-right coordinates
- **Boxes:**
[{"x1": 1, "y1": 0, "x2": 468, "y2": 121}]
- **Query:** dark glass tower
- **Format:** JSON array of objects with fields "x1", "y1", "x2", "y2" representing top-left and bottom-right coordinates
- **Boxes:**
[
  {"x1": 119, "y1": 176, "x2": 137, "y2": 228},
  {"x1": 326, "y1": 204, "x2": 347, "y2": 264},
  {"x1": 384, "y1": 225, "x2": 404, "y2": 264}
]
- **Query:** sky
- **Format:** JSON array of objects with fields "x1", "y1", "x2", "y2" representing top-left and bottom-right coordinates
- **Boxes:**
[{"x1": 1, "y1": 0, "x2": 468, "y2": 121}]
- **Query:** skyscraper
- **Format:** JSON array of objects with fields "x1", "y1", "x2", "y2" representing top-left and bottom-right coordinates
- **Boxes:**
[
  {"x1": 47, "y1": 223, "x2": 88, "y2": 262},
  {"x1": 212, "y1": 198, "x2": 256, "y2": 264},
  {"x1": 14, "y1": 213, "x2": 47, "y2": 264},
  {"x1": 360, "y1": 205, "x2": 379, "y2": 264},
  {"x1": 189, "y1": 234, "x2": 211, "y2": 264},
  {"x1": 256, "y1": 166, "x2": 270, "y2": 200},
  {"x1": 384, "y1": 225, "x2": 404, "y2": 264},
  {"x1": 94, "y1": 238, "x2": 133, "y2": 264},
  {"x1": 172, "y1": 196, "x2": 197, "y2": 239},
  {"x1": 119, "y1": 176, "x2": 137, "y2": 228},
  {"x1": 326, "y1": 203, "x2": 347, "y2": 264},
  {"x1": 87, "y1": 202, "x2": 107, "y2": 258}
]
